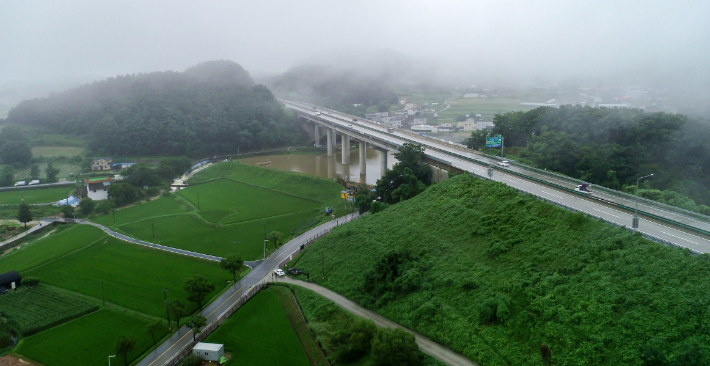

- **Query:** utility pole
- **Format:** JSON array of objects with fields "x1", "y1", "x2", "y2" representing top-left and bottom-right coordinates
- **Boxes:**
[
  {"x1": 262, "y1": 222, "x2": 268, "y2": 237},
  {"x1": 501, "y1": 136, "x2": 504, "y2": 157},
  {"x1": 162, "y1": 289, "x2": 170, "y2": 330},
  {"x1": 633, "y1": 174, "x2": 653, "y2": 229},
  {"x1": 234, "y1": 241, "x2": 240, "y2": 254}
]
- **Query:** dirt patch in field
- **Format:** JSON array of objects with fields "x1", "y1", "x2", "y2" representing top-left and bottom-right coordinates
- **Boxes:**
[{"x1": 0, "y1": 355, "x2": 40, "y2": 366}]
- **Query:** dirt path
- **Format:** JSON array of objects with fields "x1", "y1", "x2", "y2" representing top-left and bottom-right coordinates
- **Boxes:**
[{"x1": 279, "y1": 277, "x2": 478, "y2": 366}]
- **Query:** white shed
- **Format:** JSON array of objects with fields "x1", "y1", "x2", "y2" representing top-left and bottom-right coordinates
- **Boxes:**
[{"x1": 193, "y1": 342, "x2": 224, "y2": 362}]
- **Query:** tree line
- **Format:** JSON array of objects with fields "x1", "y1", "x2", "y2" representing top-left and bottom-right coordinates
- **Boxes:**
[
  {"x1": 466, "y1": 105, "x2": 710, "y2": 209},
  {"x1": 5, "y1": 60, "x2": 306, "y2": 157}
]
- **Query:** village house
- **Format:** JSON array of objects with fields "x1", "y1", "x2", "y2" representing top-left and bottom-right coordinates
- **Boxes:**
[
  {"x1": 91, "y1": 157, "x2": 113, "y2": 171},
  {"x1": 413, "y1": 117, "x2": 427, "y2": 125},
  {"x1": 83, "y1": 176, "x2": 112, "y2": 201}
]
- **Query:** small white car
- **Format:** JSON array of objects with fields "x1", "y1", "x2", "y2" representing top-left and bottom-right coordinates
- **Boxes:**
[
  {"x1": 497, "y1": 161, "x2": 510, "y2": 167},
  {"x1": 274, "y1": 269, "x2": 285, "y2": 277}
]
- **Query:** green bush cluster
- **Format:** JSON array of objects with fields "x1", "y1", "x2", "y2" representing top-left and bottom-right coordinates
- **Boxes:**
[{"x1": 295, "y1": 174, "x2": 710, "y2": 365}]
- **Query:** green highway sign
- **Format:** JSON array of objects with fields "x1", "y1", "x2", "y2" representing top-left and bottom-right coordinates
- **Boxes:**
[{"x1": 486, "y1": 136, "x2": 502, "y2": 148}]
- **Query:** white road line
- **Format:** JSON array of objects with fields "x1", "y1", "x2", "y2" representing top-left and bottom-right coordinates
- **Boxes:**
[
  {"x1": 593, "y1": 208, "x2": 621, "y2": 219},
  {"x1": 654, "y1": 222, "x2": 709, "y2": 241},
  {"x1": 660, "y1": 231, "x2": 700, "y2": 246},
  {"x1": 542, "y1": 190, "x2": 563, "y2": 199}
]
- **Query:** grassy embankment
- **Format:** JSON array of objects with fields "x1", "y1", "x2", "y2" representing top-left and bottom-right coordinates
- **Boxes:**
[
  {"x1": 203, "y1": 287, "x2": 311, "y2": 366},
  {"x1": 92, "y1": 162, "x2": 345, "y2": 259},
  {"x1": 0, "y1": 224, "x2": 243, "y2": 365},
  {"x1": 292, "y1": 174, "x2": 710, "y2": 366}
]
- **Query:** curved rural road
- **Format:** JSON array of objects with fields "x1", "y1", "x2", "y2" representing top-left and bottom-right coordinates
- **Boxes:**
[{"x1": 279, "y1": 277, "x2": 478, "y2": 366}]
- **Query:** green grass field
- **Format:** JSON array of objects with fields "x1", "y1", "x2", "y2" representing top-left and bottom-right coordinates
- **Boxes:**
[
  {"x1": 14, "y1": 308, "x2": 162, "y2": 366},
  {"x1": 118, "y1": 210, "x2": 316, "y2": 259},
  {"x1": 0, "y1": 284, "x2": 97, "y2": 336},
  {"x1": 204, "y1": 288, "x2": 311, "y2": 366},
  {"x1": 92, "y1": 195, "x2": 192, "y2": 227},
  {"x1": 0, "y1": 186, "x2": 72, "y2": 205},
  {"x1": 177, "y1": 179, "x2": 320, "y2": 224},
  {"x1": 0, "y1": 225, "x2": 105, "y2": 273},
  {"x1": 438, "y1": 97, "x2": 535, "y2": 121},
  {"x1": 91, "y1": 175, "x2": 328, "y2": 259},
  {"x1": 20, "y1": 226, "x2": 234, "y2": 317},
  {"x1": 30, "y1": 146, "x2": 84, "y2": 157}
]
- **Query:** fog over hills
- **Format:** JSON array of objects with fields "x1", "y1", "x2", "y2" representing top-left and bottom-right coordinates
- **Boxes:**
[{"x1": 1, "y1": 1, "x2": 708, "y2": 114}]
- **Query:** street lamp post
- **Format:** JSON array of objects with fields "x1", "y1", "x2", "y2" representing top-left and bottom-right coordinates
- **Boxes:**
[
  {"x1": 108, "y1": 355, "x2": 116, "y2": 366},
  {"x1": 264, "y1": 240, "x2": 268, "y2": 259},
  {"x1": 633, "y1": 174, "x2": 654, "y2": 229}
]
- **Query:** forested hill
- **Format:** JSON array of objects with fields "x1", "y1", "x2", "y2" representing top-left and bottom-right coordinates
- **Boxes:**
[
  {"x1": 5, "y1": 60, "x2": 304, "y2": 156},
  {"x1": 467, "y1": 106, "x2": 710, "y2": 208},
  {"x1": 267, "y1": 64, "x2": 398, "y2": 117}
]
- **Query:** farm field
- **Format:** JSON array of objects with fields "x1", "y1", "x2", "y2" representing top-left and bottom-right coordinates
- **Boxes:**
[
  {"x1": 438, "y1": 97, "x2": 535, "y2": 121},
  {"x1": 293, "y1": 174, "x2": 710, "y2": 366},
  {"x1": 30, "y1": 146, "x2": 84, "y2": 158},
  {"x1": 13, "y1": 308, "x2": 161, "y2": 366},
  {"x1": 0, "y1": 186, "x2": 72, "y2": 205},
  {"x1": 0, "y1": 284, "x2": 98, "y2": 336},
  {"x1": 21, "y1": 226, "x2": 235, "y2": 317},
  {"x1": 91, "y1": 172, "x2": 331, "y2": 260},
  {"x1": 92, "y1": 195, "x2": 192, "y2": 227},
  {"x1": 189, "y1": 162, "x2": 344, "y2": 208},
  {"x1": 14, "y1": 162, "x2": 81, "y2": 181},
  {"x1": 203, "y1": 288, "x2": 311, "y2": 366},
  {"x1": 177, "y1": 179, "x2": 320, "y2": 224},
  {"x1": 0, "y1": 225, "x2": 105, "y2": 273},
  {"x1": 118, "y1": 209, "x2": 315, "y2": 259}
]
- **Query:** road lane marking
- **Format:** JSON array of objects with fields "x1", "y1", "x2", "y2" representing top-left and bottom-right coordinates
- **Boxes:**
[
  {"x1": 541, "y1": 190, "x2": 563, "y2": 199},
  {"x1": 207, "y1": 284, "x2": 245, "y2": 317},
  {"x1": 660, "y1": 231, "x2": 700, "y2": 246},
  {"x1": 593, "y1": 208, "x2": 621, "y2": 219},
  {"x1": 147, "y1": 329, "x2": 193, "y2": 366}
]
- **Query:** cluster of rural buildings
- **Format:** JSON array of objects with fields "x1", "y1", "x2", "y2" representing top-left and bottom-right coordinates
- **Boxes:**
[
  {"x1": 79, "y1": 157, "x2": 136, "y2": 201},
  {"x1": 362, "y1": 99, "x2": 495, "y2": 134}
]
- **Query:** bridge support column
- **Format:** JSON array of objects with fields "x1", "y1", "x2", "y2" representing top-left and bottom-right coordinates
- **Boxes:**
[
  {"x1": 314, "y1": 125, "x2": 320, "y2": 147},
  {"x1": 380, "y1": 149, "x2": 388, "y2": 174},
  {"x1": 359, "y1": 142, "x2": 366, "y2": 175},
  {"x1": 326, "y1": 128, "x2": 333, "y2": 157},
  {"x1": 341, "y1": 134, "x2": 350, "y2": 165}
]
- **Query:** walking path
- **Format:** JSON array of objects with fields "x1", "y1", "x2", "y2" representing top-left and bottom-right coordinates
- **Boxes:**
[
  {"x1": 279, "y1": 277, "x2": 478, "y2": 366},
  {"x1": 135, "y1": 211, "x2": 361, "y2": 366}
]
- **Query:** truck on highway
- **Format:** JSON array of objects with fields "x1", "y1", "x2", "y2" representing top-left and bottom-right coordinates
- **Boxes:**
[{"x1": 575, "y1": 183, "x2": 593, "y2": 196}]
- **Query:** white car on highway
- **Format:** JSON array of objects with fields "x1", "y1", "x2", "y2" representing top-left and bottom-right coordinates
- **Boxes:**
[
  {"x1": 497, "y1": 161, "x2": 510, "y2": 167},
  {"x1": 274, "y1": 269, "x2": 285, "y2": 277}
]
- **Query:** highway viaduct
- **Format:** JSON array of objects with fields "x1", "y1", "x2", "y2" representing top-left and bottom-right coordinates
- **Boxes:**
[{"x1": 283, "y1": 99, "x2": 710, "y2": 254}]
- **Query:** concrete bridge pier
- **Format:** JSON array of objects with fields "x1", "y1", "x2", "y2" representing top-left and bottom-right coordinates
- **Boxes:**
[
  {"x1": 341, "y1": 134, "x2": 350, "y2": 164},
  {"x1": 358, "y1": 141, "x2": 366, "y2": 175},
  {"x1": 326, "y1": 128, "x2": 334, "y2": 157},
  {"x1": 314, "y1": 124, "x2": 320, "y2": 147},
  {"x1": 380, "y1": 149, "x2": 388, "y2": 174}
]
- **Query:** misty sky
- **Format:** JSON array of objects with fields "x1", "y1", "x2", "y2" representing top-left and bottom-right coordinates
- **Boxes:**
[{"x1": 1, "y1": 0, "x2": 709, "y2": 87}]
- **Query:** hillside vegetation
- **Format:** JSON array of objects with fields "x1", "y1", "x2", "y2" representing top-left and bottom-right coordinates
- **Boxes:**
[
  {"x1": 295, "y1": 174, "x2": 710, "y2": 366},
  {"x1": 467, "y1": 106, "x2": 710, "y2": 209},
  {"x1": 6, "y1": 60, "x2": 305, "y2": 156}
]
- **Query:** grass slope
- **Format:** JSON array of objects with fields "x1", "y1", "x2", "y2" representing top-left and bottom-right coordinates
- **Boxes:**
[
  {"x1": 294, "y1": 174, "x2": 710, "y2": 366},
  {"x1": 21, "y1": 226, "x2": 233, "y2": 317},
  {"x1": 203, "y1": 288, "x2": 311, "y2": 366},
  {"x1": 0, "y1": 186, "x2": 72, "y2": 204},
  {"x1": 14, "y1": 308, "x2": 162, "y2": 366},
  {"x1": 92, "y1": 195, "x2": 192, "y2": 227}
]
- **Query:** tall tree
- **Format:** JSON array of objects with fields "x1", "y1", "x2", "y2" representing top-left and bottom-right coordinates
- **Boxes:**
[
  {"x1": 183, "y1": 275, "x2": 215, "y2": 309},
  {"x1": 266, "y1": 231, "x2": 284, "y2": 248},
  {"x1": 185, "y1": 315, "x2": 207, "y2": 342},
  {"x1": 167, "y1": 300, "x2": 187, "y2": 328},
  {"x1": 45, "y1": 162, "x2": 60, "y2": 183},
  {"x1": 115, "y1": 335, "x2": 136, "y2": 366},
  {"x1": 30, "y1": 164, "x2": 40, "y2": 180},
  {"x1": 370, "y1": 328, "x2": 421, "y2": 366},
  {"x1": 0, "y1": 141, "x2": 32, "y2": 165},
  {"x1": 145, "y1": 320, "x2": 164, "y2": 346},
  {"x1": 17, "y1": 203, "x2": 32, "y2": 227},
  {"x1": 78, "y1": 197, "x2": 96, "y2": 216},
  {"x1": 0, "y1": 165, "x2": 13, "y2": 187},
  {"x1": 61, "y1": 205, "x2": 74, "y2": 219},
  {"x1": 220, "y1": 254, "x2": 244, "y2": 281}
]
